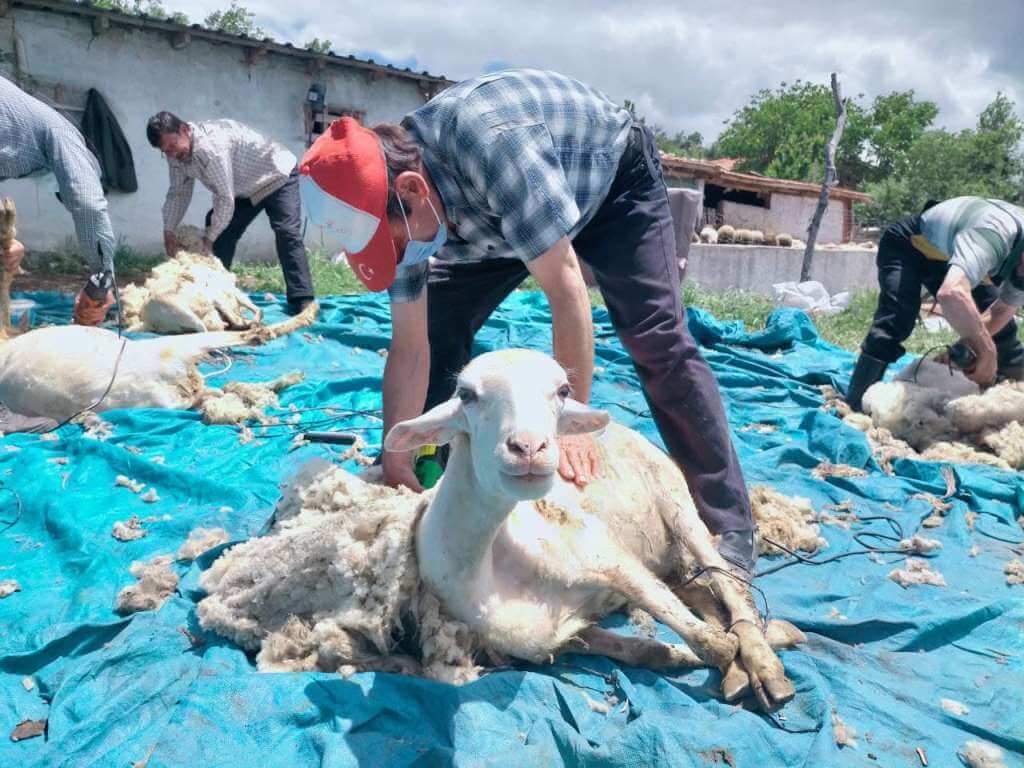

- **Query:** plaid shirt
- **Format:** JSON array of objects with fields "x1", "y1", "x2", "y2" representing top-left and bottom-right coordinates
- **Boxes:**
[
  {"x1": 0, "y1": 76, "x2": 116, "y2": 273},
  {"x1": 162, "y1": 119, "x2": 296, "y2": 242},
  {"x1": 391, "y1": 69, "x2": 633, "y2": 302}
]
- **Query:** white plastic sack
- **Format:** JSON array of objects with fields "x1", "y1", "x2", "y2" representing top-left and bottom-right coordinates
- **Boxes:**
[{"x1": 771, "y1": 281, "x2": 851, "y2": 316}]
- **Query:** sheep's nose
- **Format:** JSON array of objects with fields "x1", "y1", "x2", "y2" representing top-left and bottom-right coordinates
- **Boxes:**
[{"x1": 505, "y1": 432, "x2": 549, "y2": 459}]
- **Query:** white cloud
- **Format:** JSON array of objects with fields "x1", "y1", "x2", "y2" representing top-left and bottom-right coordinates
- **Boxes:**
[{"x1": 168, "y1": 0, "x2": 1023, "y2": 140}]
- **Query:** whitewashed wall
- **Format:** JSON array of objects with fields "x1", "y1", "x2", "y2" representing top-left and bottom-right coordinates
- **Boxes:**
[{"x1": 0, "y1": 6, "x2": 431, "y2": 261}]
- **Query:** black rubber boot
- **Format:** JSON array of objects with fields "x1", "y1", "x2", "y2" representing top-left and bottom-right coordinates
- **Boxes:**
[
  {"x1": 846, "y1": 353, "x2": 889, "y2": 412},
  {"x1": 0, "y1": 405, "x2": 58, "y2": 435},
  {"x1": 994, "y1": 329, "x2": 1024, "y2": 381}
]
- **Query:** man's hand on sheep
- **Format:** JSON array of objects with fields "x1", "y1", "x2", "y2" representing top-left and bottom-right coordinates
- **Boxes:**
[
  {"x1": 72, "y1": 287, "x2": 114, "y2": 326},
  {"x1": 557, "y1": 433, "x2": 601, "y2": 486},
  {"x1": 966, "y1": 344, "x2": 998, "y2": 387},
  {"x1": 382, "y1": 449, "x2": 425, "y2": 493},
  {"x1": 1, "y1": 239, "x2": 24, "y2": 272}
]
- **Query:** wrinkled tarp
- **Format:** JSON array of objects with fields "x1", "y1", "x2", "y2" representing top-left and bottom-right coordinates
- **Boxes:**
[{"x1": 2, "y1": 291, "x2": 1022, "y2": 768}]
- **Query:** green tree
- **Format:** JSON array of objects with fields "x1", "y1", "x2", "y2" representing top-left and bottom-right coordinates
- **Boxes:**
[
  {"x1": 858, "y1": 94, "x2": 1024, "y2": 226},
  {"x1": 204, "y1": 2, "x2": 265, "y2": 38},
  {"x1": 304, "y1": 38, "x2": 332, "y2": 54},
  {"x1": 712, "y1": 80, "x2": 874, "y2": 187},
  {"x1": 85, "y1": 0, "x2": 188, "y2": 23},
  {"x1": 654, "y1": 128, "x2": 710, "y2": 158},
  {"x1": 867, "y1": 90, "x2": 938, "y2": 177}
]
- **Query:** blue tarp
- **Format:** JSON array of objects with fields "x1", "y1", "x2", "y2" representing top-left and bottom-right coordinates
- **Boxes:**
[{"x1": 2, "y1": 291, "x2": 1022, "y2": 768}]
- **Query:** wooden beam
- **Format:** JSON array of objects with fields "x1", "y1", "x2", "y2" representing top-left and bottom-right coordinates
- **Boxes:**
[{"x1": 170, "y1": 30, "x2": 191, "y2": 50}]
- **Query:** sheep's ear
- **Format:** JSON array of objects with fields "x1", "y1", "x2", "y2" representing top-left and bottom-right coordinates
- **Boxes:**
[
  {"x1": 558, "y1": 399, "x2": 610, "y2": 435},
  {"x1": 384, "y1": 398, "x2": 466, "y2": 452}
]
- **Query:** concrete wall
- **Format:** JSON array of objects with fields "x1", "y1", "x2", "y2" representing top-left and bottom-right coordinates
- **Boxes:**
[
  {"x1": 721, "y1": 194, "x2": 846, "y2": 243},
  {"x1": 0, "y1": 7, "x2": 430, "y2": 260},
  {"x1": 684, "y1": 243, "x2": 877, "y2": 296}
]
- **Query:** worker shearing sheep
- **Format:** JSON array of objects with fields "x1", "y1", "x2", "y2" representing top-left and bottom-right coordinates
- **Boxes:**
[
  {"x1": 299, "y1": 68, "x2": 759, "y2": 576},
  {"x1": 1, "y1": 77, "x2": 124, "y2": 433},
  {"x1": 848, "y1": 197, "x2": 1024, "y2": 411},
  {"x1": 146, "y1": 111, "x2": 316, "y2": 315},
  {"x1": 199, "y1": 350, "x2": 803, "y2": 712}
]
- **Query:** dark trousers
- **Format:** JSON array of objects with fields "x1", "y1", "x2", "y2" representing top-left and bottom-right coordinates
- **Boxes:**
[
  {"x1": 205, "y1": 168, "x2": 314, "y2": 303},
  {"x1": 861, "y1": 229, "x2": 1024, "y2": 367},
  {"x1": 424, "y1": 126, "x2": 753, "y2": 538}
]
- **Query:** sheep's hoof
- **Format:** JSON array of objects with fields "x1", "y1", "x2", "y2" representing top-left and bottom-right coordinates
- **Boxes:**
[
  {"x1": 766, "y1": 619, "x2": 806, "y2": 650},
  {"x1": 732, "y1": 622, "x2": 795, "y2": 712},
  {"x1": 721, "y1": 660, "x2": 751, "y2": 701}
]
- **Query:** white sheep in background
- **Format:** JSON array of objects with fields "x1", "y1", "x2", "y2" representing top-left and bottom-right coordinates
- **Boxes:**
[
  {"x1": 200, "y1": 350, "x2": 802, "y2": 711},
  {"x1": 119, "y1": 226, "x2": 263, "y2": 333},
  {"x1": 0, "y1": 303, "x2": 317, "y2": 424},
  {"x1": 859, "y1": 359, "x2": 1024, "y2": 469},
  {"x1": 699, "y1": 226, "x2": 719, "y2": 244}
]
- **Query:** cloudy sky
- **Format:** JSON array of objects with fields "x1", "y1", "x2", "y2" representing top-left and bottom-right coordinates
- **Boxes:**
[{"x1": 168, "y1": 0, "x2": 1023, "y2": 141}]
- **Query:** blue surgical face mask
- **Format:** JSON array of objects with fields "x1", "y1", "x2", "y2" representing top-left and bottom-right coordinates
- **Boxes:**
[{"x1": 398, "y1": 197, "x2": 446, "y2": 267}]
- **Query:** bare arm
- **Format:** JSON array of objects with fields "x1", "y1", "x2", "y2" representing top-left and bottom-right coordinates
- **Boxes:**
[
  {"x1": 526, "y1": 236, "x2": 594, "y2": 402},
  {"x1": 382, "y1": 293, "x2": 430, "y2": 491},
  {"x1": 979, "y1": 298, "x2": 1018, "y2": 338},
  {"x1": 937, "y1": 266, "x2": 997, "y2": 384}
]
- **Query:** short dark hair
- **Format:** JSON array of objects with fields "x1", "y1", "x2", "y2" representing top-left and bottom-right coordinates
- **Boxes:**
[
  {"x1": 372, "y1": 123, "x2": 422, "y2": 218},
  {"x1": 146, "y1": 111, "x2": 186, "y2": 148}
]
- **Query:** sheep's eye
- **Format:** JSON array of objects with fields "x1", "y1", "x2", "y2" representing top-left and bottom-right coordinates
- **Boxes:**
[
  {"x1": 457, "y1": 387, "x2": 478, "y2": 403},
  {"x1": 557, "y1": 384, "x2": 571, "y2": 399}
]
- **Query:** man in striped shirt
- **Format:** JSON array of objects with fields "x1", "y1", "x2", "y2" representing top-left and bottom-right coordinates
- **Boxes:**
[
  {"x1": 0, "y1": 76, "x2": 117, "y2": 326},
  {"x1": 300, "y1": 69, "x2": 757, "y2": 572},
  {"x1": 848, "y1": 196, "x2": 1024, "y2": 409},
  {"x1": 147, "y1": 112, "x2": 315, "y2": 312}
]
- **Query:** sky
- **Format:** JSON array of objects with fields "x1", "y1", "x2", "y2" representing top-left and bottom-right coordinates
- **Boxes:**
[{"x1": 166, "y1": 0, "x2": 1024, "y2": 142}]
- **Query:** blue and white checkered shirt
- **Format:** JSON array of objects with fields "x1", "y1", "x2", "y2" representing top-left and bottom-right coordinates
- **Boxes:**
[
  {"x1": 0, "y1": 76, "x2": 116, "y2": 273},
  {"x1": 391, "y1": 69, "x2": 633, "y2": 303}
]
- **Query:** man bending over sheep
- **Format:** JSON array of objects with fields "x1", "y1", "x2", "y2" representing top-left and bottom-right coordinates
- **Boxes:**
[
  {"x1": 147, "y1": 112, "x2": 315, "y2": 314},
  {"x1": 848, "y1": 197, "x2": 1024, "y2": 410},
  {"x1": 298, "y1": 69, "x2": 757, "y2": 572},
  {"x1": 0, "y1": 76, "x2": 117, "y2": 327}
]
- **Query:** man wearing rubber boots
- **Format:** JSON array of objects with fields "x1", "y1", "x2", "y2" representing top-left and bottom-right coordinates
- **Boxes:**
[
  {"x1": 299, "y1": 69, "x2": 757, "y2": 573},
  {"x1": 848, "y1": 196, "x2": 1024, "y2": 410}
]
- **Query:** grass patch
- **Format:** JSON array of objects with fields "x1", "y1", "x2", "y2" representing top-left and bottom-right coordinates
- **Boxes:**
[{"x1": 33, "y1": 244, "x2": 1020, "y2": 354}]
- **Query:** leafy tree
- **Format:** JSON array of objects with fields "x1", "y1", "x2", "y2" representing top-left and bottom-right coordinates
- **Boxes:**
[
  {"x1": 304, "y1": 38, "x2": 333, "y2": 54},
  {"x1": 712, "y1": 80, "x2": 874, "y2": 187},
  {"x1": 858, "y1": 94, "x2": 1024, "y2": 226},
  {"x1": 84, "y1": 0, "x2": 188, "y2": 23},
  {"x1": 204, "y1": 2, "x2": 265, "y2": 38},
  {"x1": 654, "y1": 128, "x2": 710, "y2": 158},
  {"x1": 866, "y1": 90, "x2": 938, "y2": 177}
]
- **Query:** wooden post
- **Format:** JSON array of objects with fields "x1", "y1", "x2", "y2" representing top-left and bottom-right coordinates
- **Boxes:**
[{"x1": 801, "y1": 73, "x2": 848, "y2": 282}]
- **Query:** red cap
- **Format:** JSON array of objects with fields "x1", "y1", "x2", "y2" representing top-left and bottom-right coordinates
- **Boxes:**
[{"x1": 299, "y1": 117, "x2": 396, "y2": 291}]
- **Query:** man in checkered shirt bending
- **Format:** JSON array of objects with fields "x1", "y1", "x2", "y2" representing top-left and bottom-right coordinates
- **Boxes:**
[
  {"x1": 300, "y1": 69, "x2": 756, "y2": 572},
  {"x1": 147, "y1": 112, "x2": 315, "y2": 312}
]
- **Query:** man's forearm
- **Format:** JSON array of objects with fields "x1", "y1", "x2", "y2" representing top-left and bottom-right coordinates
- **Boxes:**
[
  {"x1": 382, "y1": 342, "x2": 430, "y2": 439},
  {"x1": 549, "y1": 281, "x2": 594, "y2": 402},
  {"x1": 939, "y1": 288, "x2": 991, "y2": 349},
  {"x1": 980, "y1": 300, "x2": 1018, "y2": 338}
]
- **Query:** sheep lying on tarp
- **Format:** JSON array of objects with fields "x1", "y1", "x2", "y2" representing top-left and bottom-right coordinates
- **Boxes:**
[
  {"x1": 119, "y1": 227, "x2": 262, "y2": 333},
  {"x1": 0, "y1": 302, "x2": 317, "y2": 425},
  {"x1": 857, "y1": 359, "x2": 1024, "y2": 470},
  {"x1": 199, "y1": 350, "x2": 805, "y2": 712}
]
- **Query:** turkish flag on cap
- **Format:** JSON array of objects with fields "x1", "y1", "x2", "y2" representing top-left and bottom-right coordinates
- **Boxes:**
[{"x1": 299, "y1": 117, "x2": 397, "y2": 292}]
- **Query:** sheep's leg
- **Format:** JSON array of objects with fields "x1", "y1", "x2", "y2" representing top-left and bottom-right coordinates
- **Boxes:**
[
  {"x1": 581, "y1": 556, "x2": 738, "y2": 668},
  {"x1": 213, "y1": 296, "x2": 249, "y2": 330},
  {"x1": 235, "y1": 292, "x2": 262, "y2": 325},
  {"x1": 564, "y1": 625, "x2": 703, "y2": 669},
  {"x1": 668, "y1": 505, "x2": 796, "y2": 711}
]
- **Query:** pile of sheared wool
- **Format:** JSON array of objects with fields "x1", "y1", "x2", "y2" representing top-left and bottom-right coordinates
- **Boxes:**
[
  {"x1": 197, "y1": 461, "x2": 479, "y2": 679},
  {"x1": 749, "y1": 485, "x2": 826, "y2": 556},
  {"x1": 120, "y1": 230, "x2": 262, "y2": 333},
  {"x1": 196, "y1": 371, "x2": 305, "y2": 426},
  {"x1": 856, "y1": 359, "x2": 1024, "y2": 470}
]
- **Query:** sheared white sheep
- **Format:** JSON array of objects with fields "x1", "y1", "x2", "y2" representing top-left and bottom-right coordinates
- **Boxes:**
[
  {"x1": 0, "y1": 303, "x2": 316, "y2": 424},
  {"x1": 118, "y1": 226, "x2": 263, "y2": 334},
  {"x1": 201, "y1": 350, "x2": 803, "y2": 712},
  {"x1": 860, "y1": 359, "x2": 1024, "y2": 469}
]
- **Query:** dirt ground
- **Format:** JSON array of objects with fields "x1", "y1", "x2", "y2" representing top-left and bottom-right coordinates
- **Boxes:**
[{"x1": 13, "y1": 269, "x2": 146, "y2": 294}]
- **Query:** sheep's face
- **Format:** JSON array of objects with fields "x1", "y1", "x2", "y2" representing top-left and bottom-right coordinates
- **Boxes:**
[{"x1": 385, "y1": 350, "x2": 609, "y2": 500}]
